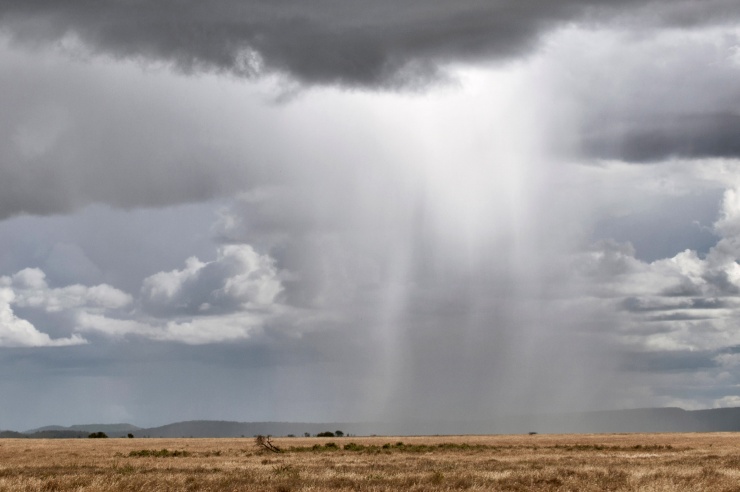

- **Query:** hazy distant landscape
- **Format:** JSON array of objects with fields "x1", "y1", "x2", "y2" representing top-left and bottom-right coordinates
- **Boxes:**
[{"x1": 6, "y1": 406, "x2": 740, "y2": 439}]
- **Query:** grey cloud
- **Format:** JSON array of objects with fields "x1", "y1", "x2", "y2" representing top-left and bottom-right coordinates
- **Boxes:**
[
  {"x1": 718, "y1": 345, "x2": 740, "y2": 355},
  {"x1": 574, "y1": 239, "x2": 641, "y2": 280},
  {"x1": 583, "y1": 113, "x2": 740, "y2": 163},
  {"x1": 0, "y1": 1, "x2": 737, "y2": 89},
  {"x1": 0, "y1": 57, "x2": 251, "y2": 219},
  {"x1": 0, "y1": 38, "x2": 315, "y2": 220},
  {"x1": 621, "y1": 297, "x2": 727, "y2": 313},
  {"x1": 702, "y1": 270, "x2": 740, "y2": 295},
  {"x1": 645, "y1": 313, "x2": 714, "y2": 322},
  {"x1": 620, "y1": 349, "x2": 718, "y2": 373},
  {"x1": 541, "y1": 26, "x2": 740, "y2": 163},
  {"x1": 4, "y1": 4, "x2": 740, "y2": 223},
  {"x1": 661, "y1": 281, "x2": 710, "y2": 297}
]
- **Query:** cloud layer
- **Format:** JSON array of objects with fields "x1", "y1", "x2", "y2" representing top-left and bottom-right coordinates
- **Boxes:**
[{"x1": 1, "y1": 1, "x2": 739, "y2": 89}]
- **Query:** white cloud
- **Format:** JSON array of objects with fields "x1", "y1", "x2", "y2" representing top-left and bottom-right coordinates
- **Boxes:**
[
  {"x1": 714, "y1": 395, "x2": 740, "y2": 408},
  {"x1": 0, "y1": 287, "x2": 86, "y2": 347},
  {"x1": 0, "y1": 268, "x2": 132, "y2": 347},
  {"x1": 5, "y1": 268, "x2": 132, "y2": 312},
  {"x1": 71, "y1": 243, "x2": 287, "y2": 345},
  {"x1": 141, "y1": 244, "x2": 283, "y2": 316},
  {"x1": 0, "y1": 244, "x2": 286, "y2": 347},
  {"x1": 0, "y1": 267, "x2": 131, "y2": 347},
  {"x1": 573, "y1": 185, "x2": 740, "y2": 353},
  {"x1": 76, "y1": 311, "x2": 268, "y2": 345}
]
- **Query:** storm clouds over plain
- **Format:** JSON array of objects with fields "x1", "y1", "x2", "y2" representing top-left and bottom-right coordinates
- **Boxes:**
[{"x1": 2, "y1": 1, "x2": 740, "y2": 430}]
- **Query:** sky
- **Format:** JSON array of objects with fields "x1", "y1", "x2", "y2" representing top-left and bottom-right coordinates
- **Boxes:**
[{"x1": 3, "y1": 1, "x2": 740, "y2": 431}]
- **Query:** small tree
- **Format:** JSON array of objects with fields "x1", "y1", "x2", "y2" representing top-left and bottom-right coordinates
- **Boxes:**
[
  {"x1": 335, "y1": 430, "x2": 344, "y2": 437},
  {"x1": 127, "y1": 433, "x2": 134, "y2": 438},
  {"x1": 317, "y1": 431, "x2": 335, "y2": 437},
  {"x1": 254, "y1": 435, "x2": 281, "y2": 453},
  {"x1": 88, "y1": 432, "x2": 108, "y2": 439}
]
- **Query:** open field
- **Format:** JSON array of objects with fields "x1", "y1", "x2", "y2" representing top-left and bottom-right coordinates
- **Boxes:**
[{"x1": 2, "y1": 433, "x2": 740, "y2": 491}]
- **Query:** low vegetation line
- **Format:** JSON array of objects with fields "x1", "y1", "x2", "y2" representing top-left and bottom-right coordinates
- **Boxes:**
[
  {"x1": 128, "y1": 449, "x2": 191, "y2": 457},
  {"x1": 277, "y1": 441, "x2": 687, "y2": 454}
]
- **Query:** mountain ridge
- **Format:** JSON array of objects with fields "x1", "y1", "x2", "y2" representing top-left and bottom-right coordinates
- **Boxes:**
[{"x1": 5, "y1": 407, "x2": 740, "y2": 438}]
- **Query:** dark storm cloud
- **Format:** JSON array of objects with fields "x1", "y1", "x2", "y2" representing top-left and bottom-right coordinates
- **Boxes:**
[
  {"x1": 0, "y1": 0, "x2": 737, "y2": 89},
  {"x1": 548, "y1": 23, "x2": 740, "y2": 163},
  {"x1": 0, "y1": 0, "x2": 739, "y2": 222},
  {"x1": 583, "y1": 113, "x2": 740, "y2": 162}
]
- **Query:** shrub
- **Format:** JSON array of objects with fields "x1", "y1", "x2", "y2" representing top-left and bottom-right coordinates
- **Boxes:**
[
  {"x1": 88, "y1": 432, "x2": 108, "y2": 439},
  {"x1": 317, "y1": 431, "x2": 335, "y2": 437},
  {"x1": 128, "y1": 449, "x2": 190, "y2": 457},
  {"x1": 343, "y1": 442, "x2": 365, "y2": 451}
]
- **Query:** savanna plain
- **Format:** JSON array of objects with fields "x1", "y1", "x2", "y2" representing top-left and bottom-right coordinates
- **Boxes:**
[{"x1": 2, "y1": 433, "x2": 740, "y2": 491}]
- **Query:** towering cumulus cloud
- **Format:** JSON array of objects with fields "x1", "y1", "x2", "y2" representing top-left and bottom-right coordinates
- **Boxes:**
[{"x1": 141, "y1": 245, "x2": 282, "y2": 317}]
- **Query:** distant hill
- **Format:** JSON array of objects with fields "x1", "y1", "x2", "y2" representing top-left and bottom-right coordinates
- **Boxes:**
[
  {"x1": 25, "y1": 423, "x2": 141, "y2": 434},
  {"x1": 16, "y1": 423, "x2": 143, "y2": 439},
  {"x1": 5, "y1": 407, "x2": 740, "y2": 438},
  {"x1": 139, "y1": 421, "x2": 356, "y2": 438}
]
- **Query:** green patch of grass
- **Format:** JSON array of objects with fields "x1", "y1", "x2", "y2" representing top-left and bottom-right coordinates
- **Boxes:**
[
  {"x1": 288, "y1": 441, "x2": 491, "y2": 454},
  {"x1": 552, "y1": 444, "x2": 681, "y2": 452},
  {"x1": 128, "y1": 449, "x2": 191, "y2": 458}
]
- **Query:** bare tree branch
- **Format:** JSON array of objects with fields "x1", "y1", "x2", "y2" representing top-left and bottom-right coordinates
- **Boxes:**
[{"x1": 255, "y1": 434, "x2": 281, "y2": 453}]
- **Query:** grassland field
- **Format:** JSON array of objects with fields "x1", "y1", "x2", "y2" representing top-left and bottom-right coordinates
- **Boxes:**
[{"x1": 2, "y1": 433, "x2": 740, "y2": 491}]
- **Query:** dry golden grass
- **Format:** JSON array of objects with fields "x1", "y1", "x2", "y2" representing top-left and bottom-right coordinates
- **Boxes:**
[{"x1": 2, "y1": 433, "x2": 740, "y2": 490}]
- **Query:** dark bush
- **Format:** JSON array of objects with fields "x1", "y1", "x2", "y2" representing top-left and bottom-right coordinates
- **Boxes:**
[{"x1": 128, "y1": 449, "x2": 190, "y2": 457}]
